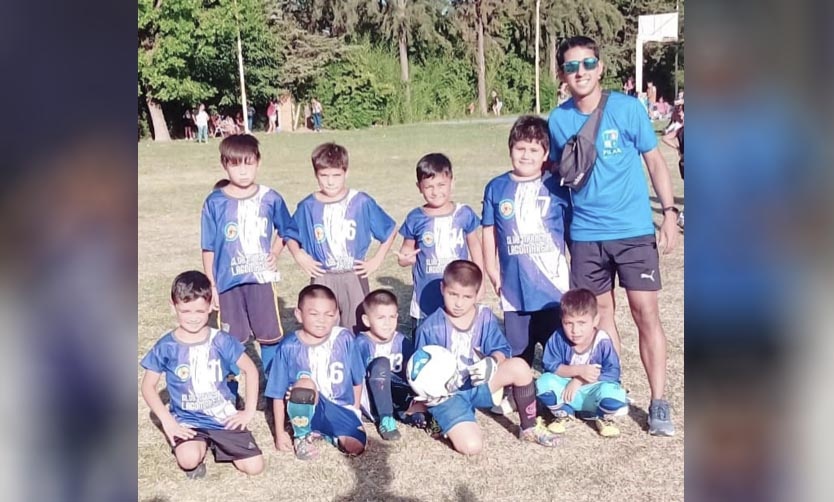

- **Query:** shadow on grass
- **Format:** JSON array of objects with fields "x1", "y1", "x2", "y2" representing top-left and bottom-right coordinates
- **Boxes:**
[
  {"x1": 334, "y1": 438, "x2": 422, "y2": 502},
  {"x1": 454, "y1": 485, "x2": 480, "y2": 502},
  {"x1": 628, "y1": 404, "x2": 650, "y2": 432},
  {"x1": 148, "y1": 389, "x2": 170, "y2": 441}
]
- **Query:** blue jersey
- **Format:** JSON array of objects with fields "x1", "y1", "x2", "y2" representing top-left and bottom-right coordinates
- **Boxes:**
[
  {"x1": 541, "y1": 329, "x2": 621, "y2": 383},
  {"x1": 355, "y1": 332, "x2": 414, "y2": 417},
  {"x1": 482, "y1": 171, "x2": 570, "y2": 312},
  {"x1": 399, "y1": 204, "x2": 480, "y2": 319},
  {"x1": 548, "y1": 92, "x2": 657, "y2": 241},
  {"x1": 140, "y1": 329, "x2": 243, "y2": 429},
  {"x1": 290, "y1": 189, "x2": 396, "y2": 272},
  {"x1": 201, "y1": 185, "x2": 299, "y2": 293},
  {"x1": 264, "y1": 328, "x2": 364, "y2": 407},
  {"x1": 415, "y1": 305, "x2": 511, "y2": 388}
]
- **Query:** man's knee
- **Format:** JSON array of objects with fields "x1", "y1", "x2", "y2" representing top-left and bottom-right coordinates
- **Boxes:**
[{"x1": 628, "y1": 295, "x2": 662, "y2": 329}]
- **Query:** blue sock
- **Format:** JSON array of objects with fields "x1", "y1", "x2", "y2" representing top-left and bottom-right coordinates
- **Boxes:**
[
  {"x1": 367, "y1": 358, "x2": 393, "y2": 419},
  {"x1": 260, "y1": 343, "x2": 278, "y2": 379},
  {"x1": 598, "y1": 398, "x2": 627, "y2": 416},
  {"x1": 287, "y1": 388, "x2": 316, "y2": 439}
]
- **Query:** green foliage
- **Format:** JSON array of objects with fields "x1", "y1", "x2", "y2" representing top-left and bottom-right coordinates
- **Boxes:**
[
  {"x1": 490, "y1": 52, "x2": 537, "y2": 114},
  {"x1": 410, "y1": 56, "x2": 477, "y2": 120},
  {"x1": 313, "y1": 46, "x2": 400, "y2": 129}
]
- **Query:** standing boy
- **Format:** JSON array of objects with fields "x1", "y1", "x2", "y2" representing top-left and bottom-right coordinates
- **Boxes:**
[
  {"x1": 140, "y1": 271, "x2": 264, "y2": 479},
  {"x1": 397, "y1": 153, "x2": 483, "y2": 331},
  {"x1": 547, "y1": 35, "x2": 678, "y2": 436},
  {"x1": 482, "y1": 115, "x2": 571, "y2": 366},
  {"x1": 414, "y1": 260, "x2": 561, "y2": 453},
  {"x1": 265, "y1": 285, "x2": 366, "y2": 460},
  {"x1": 201, "y1": 134, "x2": 298, "y2": 381},
  {"x1": 287, "y1": 142, "x2": 397, "y2": 333}
]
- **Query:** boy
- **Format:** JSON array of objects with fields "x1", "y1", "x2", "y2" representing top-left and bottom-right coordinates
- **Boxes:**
[
  {"x1": 265, "y1": 285, "x2": 367, "y2": 460},
  {"x1": 140, "y1": 271, "x2": 264, "y2": 479},
  {"x1": 287, "y1": 142, "x2": 397, "y2": 333},
  {"x1": 396, "y1": 153, "x2": 483, "y2": 332},
  {"x1": 482, "y1": 115, "x2": 571, "y2": 367},
  {"x1": 536, "y1": 288, "x2": 628, "y2": 437},
  {"x1": 201, "y1": 134, "x2": 298, "y2": 382},
  {"x1": 355, "y1": 289, "x2": 427, "y2": 440},
  {"x1": 547, "y1": 35, "x2": 678, "y2": 436},
  {"x1": 414, "y1": 260, "x2": 561, "y2": 454}
]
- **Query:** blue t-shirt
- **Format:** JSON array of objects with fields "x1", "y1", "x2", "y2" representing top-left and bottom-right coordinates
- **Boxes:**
[
  {"x1": 399, "y1": 204, "x2": 480, "y2": 319},
  {"x1": 548, "y1": 91, "x2": 657, "y2": 241},
  {"x1": 541, "y1": 329, "x2": 621, "y2": 383},
  {"x1": 482, "y1": 171, "x2": 570, "y2": 312},
  {"x1": 355, "y1": 332, "x2": 414, "y2": 417},
  {"x1": 201, "y1": 185, "x2": 299, "y2": 293},
  {"x1": 264, "y1": 328, "x2": 364, "y2": 407},
  {"x1": 290, "y1": 189, "x2": 396, "y2": 272},
  {"x1": 140, "y1": 328, "x2": 243, "y2": 429},
  {"x1": 415, "y1": 305, "x2": 511, "y2": 389}
]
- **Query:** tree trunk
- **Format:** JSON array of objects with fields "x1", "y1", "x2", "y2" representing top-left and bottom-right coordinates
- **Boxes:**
[
  {"x1": 398, "y1": 28, "x2": 411, "y2": 104},
  {"x1": 548, "y1": 31, "x2": 557, "y2": 82},
  {"x1": 476, "y1": 6, "x2": 487, "y2": 116},
  {"x1": 146, "y1": 96, "x2": 171, "y2": 142}
]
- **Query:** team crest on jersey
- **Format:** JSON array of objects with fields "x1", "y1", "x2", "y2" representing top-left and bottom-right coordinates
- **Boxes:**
[
  {"x1": 602, "y1": 129, "x2": 623, "y2": 156},
  {"x1": 498, "y1": 199, "x2": 515, "y2": 219},
  {"x1": 421, "y1": 231, "x2": 435, "y2": 247},
  {"x1": 224, "y1": 222, "x2": 239, "y2": 241},
  {"x1": 313, "y1": 224, "x2": 326, "y2": 243},
  {"x1": 174, "y1": 364, "x2": 191, "y2": 381}
]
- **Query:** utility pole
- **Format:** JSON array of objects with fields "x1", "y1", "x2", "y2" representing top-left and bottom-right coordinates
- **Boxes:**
[
  {"x1": 674, "y1": 0, "x2": 680, "y2": 98},
  {"x1": 234, "y1": 0, "x2": 249, "y2": 133},
  {"x1": 535, "y1": 0, "x2": 541, "y2": 114}
]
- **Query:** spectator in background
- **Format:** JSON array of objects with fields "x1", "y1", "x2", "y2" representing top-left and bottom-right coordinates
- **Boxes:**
[
  {"x1": 247, "y1": 103, "x2": 255, "y2": 132},
  {"x1": 267, "y1": 98, "x2": 277, "y2": 134},
  {"x1": 310, "y1": 98, "x2": 323, "y2": 132},
  {"x1": 195, "y1": 104, "x2": 209, "y2": 143}
]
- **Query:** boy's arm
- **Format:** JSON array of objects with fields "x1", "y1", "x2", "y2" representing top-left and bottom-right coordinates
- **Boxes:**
[
  {"x1": 481, "y1": 225, "x2": 501, "y2": 295},
  {"x1": 643, "y1": 147, "x2": 678, "y2": 254},
  {"x1": 354, "y1": 228, "x2": 396, "y2": 278},
  {"x1": 353, "y1": 384, "x2": 362, "y2": 411},
  {"x1": 394, "y1": 238, "x2": 420, "y2": 267},
  {"x1": 140, "y1": 370, "x2": 196, "y2": 444},
  {"x1": 465, "y1": 230, "x2": 486, "y2": 298},
  {"x1": 598, "y1": 340, "x2": 622, "y2": 382},
  {"x1": 272, "y1": 398, "x2": 293, "y2": 451},
  {"x1": 201, "y1": 250, "x2": 219, "y2": 310},
  {"x1": 286, "y1": 238, "x2": 325, "y2": 278},
  {"x1": 223, "y1": 353, "x2": 259, "y2": 430}
]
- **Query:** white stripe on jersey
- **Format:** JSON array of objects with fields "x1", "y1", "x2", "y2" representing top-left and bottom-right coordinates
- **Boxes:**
[
  {"x1": 306, "y1": 327, "x2": 341, "y2": 400},
  {"x1": 501, "y1": 178, "x2": 569, "y2": 310},
  {"x1": 187, "y1": 329, "x2": 237, "y2": 422},
  {"x1": 323, "y1": 189, "x2": 358, "y2": 271},
  {"x1": 569, "y1": 330, "x2": 612, "y2": 366},
  {"x1": 237, "y1": 185, "x2": 280, "y2": 283}
]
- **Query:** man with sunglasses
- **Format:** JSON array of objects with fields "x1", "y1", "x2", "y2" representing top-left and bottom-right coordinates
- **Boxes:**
[{"x1": 547, "y1": 36, "x2": 679, "y2": 437}]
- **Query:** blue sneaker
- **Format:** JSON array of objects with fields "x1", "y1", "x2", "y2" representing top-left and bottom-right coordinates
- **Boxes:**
[
  {"x1": 378, "y1": 415, "x2": 401, "y2": 441},
  {"x1": 648, "y1": 399, "x2": 676, "y2": 437}
]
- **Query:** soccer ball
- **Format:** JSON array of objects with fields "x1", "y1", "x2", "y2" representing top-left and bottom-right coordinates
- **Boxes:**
[{"x1": 407, "y1": 345, "x2": 458, "y2": 402}]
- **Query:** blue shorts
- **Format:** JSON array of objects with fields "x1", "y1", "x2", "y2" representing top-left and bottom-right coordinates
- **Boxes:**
[
  {"x1": 430, "y1": 385, "x2": 496, "y2": 435},
  {"x1": 312, "y1": 397, "x2": 367, "y2": 446}
]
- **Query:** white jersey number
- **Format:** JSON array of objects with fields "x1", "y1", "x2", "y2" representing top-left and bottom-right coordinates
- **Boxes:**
[{"x1": 328, "y1": 362, "x2": 344, "y2": 384}]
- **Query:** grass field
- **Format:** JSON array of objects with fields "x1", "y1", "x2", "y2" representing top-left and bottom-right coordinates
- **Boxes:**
[{"x1": 138, "y1": 118, "x2": 684, "y2": 501}]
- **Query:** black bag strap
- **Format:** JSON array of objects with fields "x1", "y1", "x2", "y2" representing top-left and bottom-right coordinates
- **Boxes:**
[{"x1": 580, "y1": 90, "x2": 610, "y2": 141}]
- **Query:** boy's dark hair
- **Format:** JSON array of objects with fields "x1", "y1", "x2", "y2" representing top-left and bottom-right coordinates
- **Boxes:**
[
  {"x1": 363, "y1": 289, "x2": 399, "y2": 312},
  {"x1": 560, "y1": 288, "x2": 598, "y2": 318},
  {"x1": 297, "y1": 284, "x2": 338, "y2": 309},
  {"x1": 556, "y1": 35, "x2": 600, "y2": 67},
  {"x1": 171, "y1": 270, "x2": 212, "y2": 304},
  {"x1": 311, "y1": 142, "x2": 349, "y2": 172},
  {"x1": 416, "y1": 153, "x2": 453, "y2": 182},
  {"x1": 508, "y1": 115, "x2": 550, "y2": 152},
  {"x1": 442, "y1": 260, "x2": 482, "y2": 289},
  {"x1": 219, "y1": 134, "x2": 261, "y2": 167},
  {"x1": 213, "y1": 178, "x2": 230, "y2": 190}
]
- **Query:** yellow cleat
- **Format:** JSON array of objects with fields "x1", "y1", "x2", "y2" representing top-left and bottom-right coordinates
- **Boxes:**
[{"x1": 595, "y1": 416, "x2": 620, "y2": 437}]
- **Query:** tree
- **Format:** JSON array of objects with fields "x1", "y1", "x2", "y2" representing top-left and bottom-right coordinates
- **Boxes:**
[
  {"x1": 369, "y1": 0, "x2": 447, "y2": 102},
  {"x1": 451, "y1": 0, "x2": 514, "y2": 115}
]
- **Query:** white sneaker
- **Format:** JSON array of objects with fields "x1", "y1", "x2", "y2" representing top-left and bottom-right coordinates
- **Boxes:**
[{"x1": 490, "y1": 396, "x2": 516, "y2": 415}]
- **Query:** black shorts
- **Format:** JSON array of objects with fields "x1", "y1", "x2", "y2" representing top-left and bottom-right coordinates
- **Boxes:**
[
  {"x1": 569, "y1": 235, "x2": 662, "y2": 295},
  {"x1": 173, "y1": 428, "x2": 262, "y2": 462},
  {"x1": 218, "y1": 283, "x2": 283, "y2": 344}
]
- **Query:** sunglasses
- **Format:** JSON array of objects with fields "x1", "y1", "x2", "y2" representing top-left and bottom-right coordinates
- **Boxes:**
[{"x1": 561, "y1": 57, "x2": 599, "y2": 74}]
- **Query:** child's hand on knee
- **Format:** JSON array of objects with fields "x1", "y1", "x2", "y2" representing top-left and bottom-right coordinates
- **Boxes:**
[{"x1": 275, "y1": 430, "x2": 293, "y2": 451}]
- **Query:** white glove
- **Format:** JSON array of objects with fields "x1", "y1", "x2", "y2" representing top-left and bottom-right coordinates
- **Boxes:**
[{"x1": 467, "y1": 349, "x2": 498, "y2": 386}]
